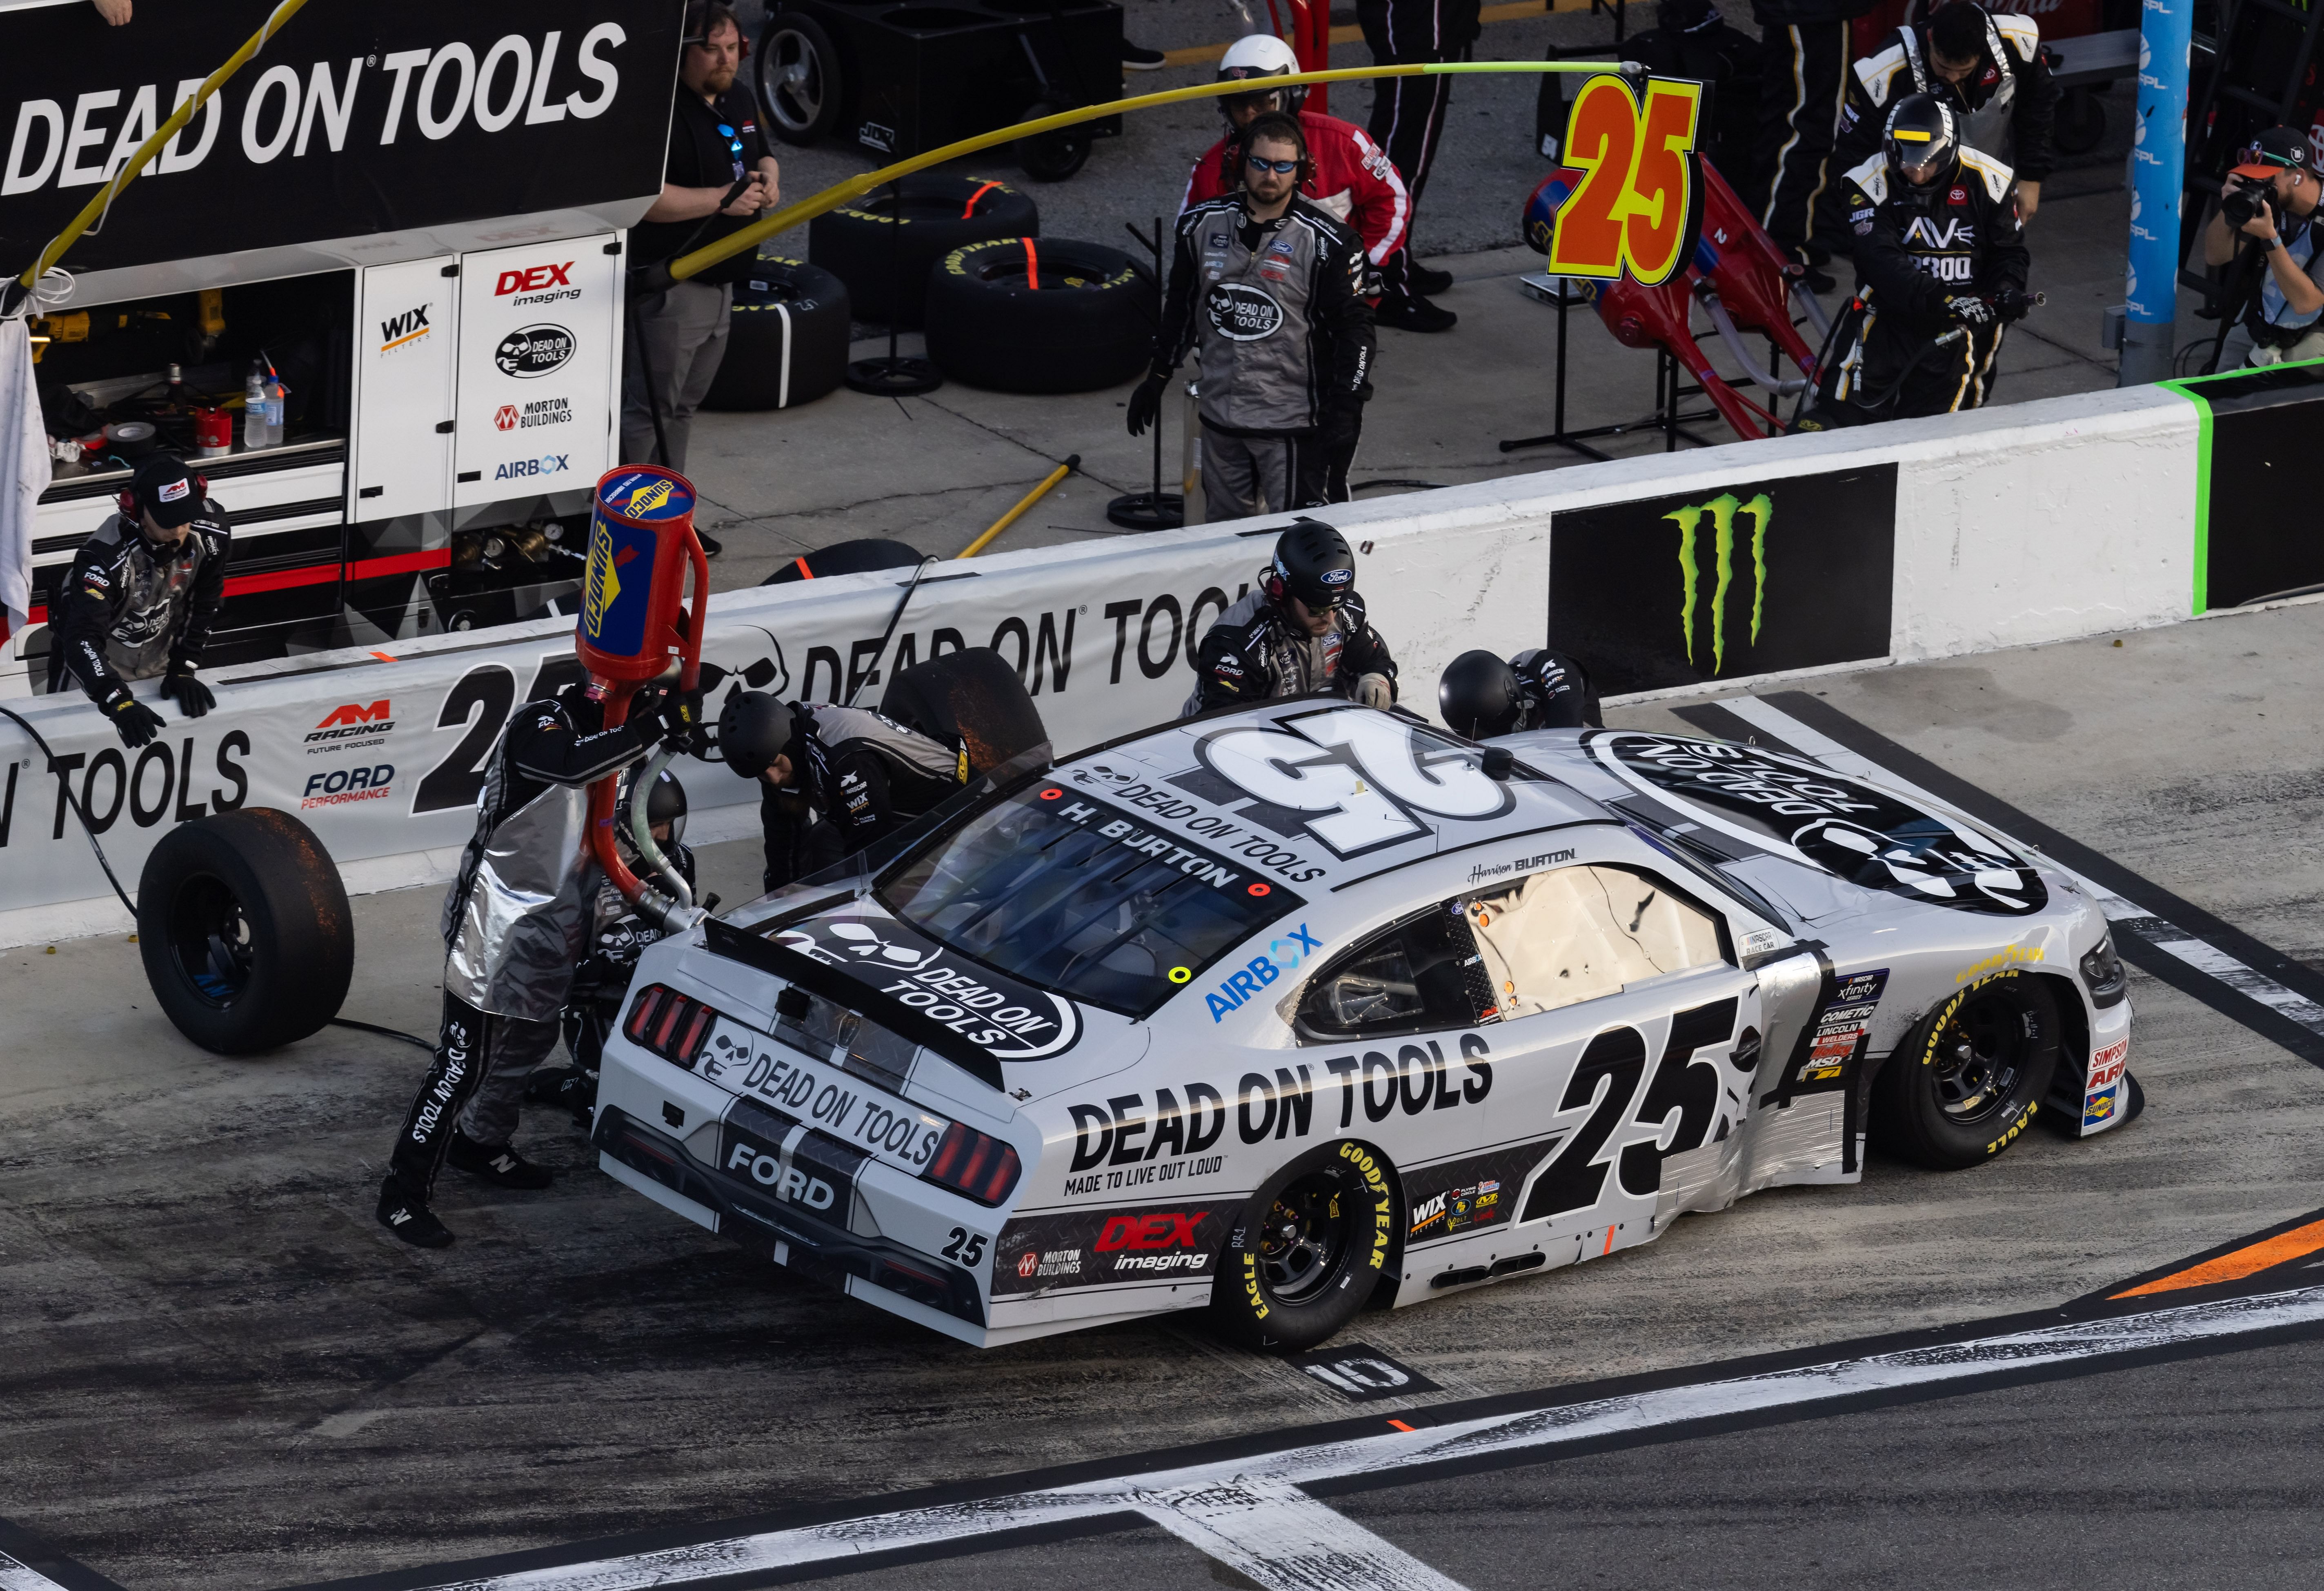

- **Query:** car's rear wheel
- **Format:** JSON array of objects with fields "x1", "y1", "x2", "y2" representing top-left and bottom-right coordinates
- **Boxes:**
[
  {"x1": 1871, "y1": 972, "x2": 2061, "y2": 1169},
  {"x1": 1210, "y1": 1141, "x2": 1393, "y2": 1351}
]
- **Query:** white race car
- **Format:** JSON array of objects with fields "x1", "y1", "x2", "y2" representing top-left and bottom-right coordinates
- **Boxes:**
[{"x1": 594, "y1": 704, "x2": 2133, "y2": 1349}]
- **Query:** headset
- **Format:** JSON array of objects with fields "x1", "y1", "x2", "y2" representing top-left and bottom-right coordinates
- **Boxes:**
[
  {"x1": 682, "y1": 0, "x2": 751, "y2": 55},
  {"x1": 118, "y1": 467, "x2": 210, "y2": 524},
  {"x1": 1234, "y1": 111, "x2": 1314, "y2": 191}
]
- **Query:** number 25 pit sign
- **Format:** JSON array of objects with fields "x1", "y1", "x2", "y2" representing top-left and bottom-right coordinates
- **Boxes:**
[{"x1": 1546, "y1": 74, "x2": 1705, "y2": 287}]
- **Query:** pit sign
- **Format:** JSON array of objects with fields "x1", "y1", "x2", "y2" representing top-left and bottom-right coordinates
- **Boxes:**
[{"x1": 1547, "y1": 74, "x2": 1706, "y2": 287}]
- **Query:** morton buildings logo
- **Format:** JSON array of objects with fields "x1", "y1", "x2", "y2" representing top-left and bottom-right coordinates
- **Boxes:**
[{"x1": 1663, "y1": 491, "x2": 1773, "y2": 676}]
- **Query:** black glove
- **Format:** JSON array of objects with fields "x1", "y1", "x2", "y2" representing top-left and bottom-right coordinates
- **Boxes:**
[
  {"x1": 1126, "y1": 371, "x2": 1168, "y2": 437},
  {"x1": 100, "y1": 687, "x2": 166, "y2": 749},
  {"x1": 1943, "y1": 293, "x2": 1994, "y2": 327},
  {"x1": 1317, "y1": 403, "x2": 1363, "y2": 451},
  {"x1": 1993, "y1": 287, "x2": 2036, "y2": 325},
  {"x1": 632, "y1": 682, "x2": 701, "y2": 752},
  {"x1": 159, "y1": 667, "x2": 214, "y2": 719}
]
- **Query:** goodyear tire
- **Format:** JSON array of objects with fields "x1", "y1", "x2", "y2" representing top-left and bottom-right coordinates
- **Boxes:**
[
  {"x1": 807, "y1": 175, "x2": 1039, "y2": 327},
  {"x1": 1870, "y1": 972, "x2": 2062, "y2": 1169},
  {"x1": 703, "y1": 257, "x2": 852, "y2": 411},
  {"x1": 1209, "y1": 1140, "x2": 1394, "y2": 1352},
  {"x1": 137, "y1": 808, "x2": 354, "y2": 1055},
  {"x1": 1015, "y1": 98, "x2": 1092, "y2": 182},
  {"x1": 756, "y1": 11, "x2": 844, "y2": 145},
  {"x1": 923, "y1": 237, "x2": 1151, "y2": 394},
  {"x1": 879, "y1": 646, "x2": 1048, "y2": 777}
]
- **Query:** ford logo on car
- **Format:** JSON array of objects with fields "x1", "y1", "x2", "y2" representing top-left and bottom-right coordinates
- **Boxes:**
[{"x1": 494, "y1": 324, "x2": 576, "y2": 378}]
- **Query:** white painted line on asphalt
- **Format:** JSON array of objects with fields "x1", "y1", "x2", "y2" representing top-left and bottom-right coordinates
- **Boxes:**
[
  {"x1": 410, "y1": 1285, "x2": 2324, "y2": 1591},
  {"x1": 1722, "y1": 696, "x2": 2324, "y2": 1040},
  {"x1": 0, "y1": 1551, "x2": 72, "y2": 1591}
]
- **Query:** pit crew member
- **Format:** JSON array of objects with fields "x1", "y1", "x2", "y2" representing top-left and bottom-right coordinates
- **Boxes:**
[
  {"x1": 1182, "y1": 518, "x2": 1397, "y2": 714},
  {"x1": 1182, "y1": 33, "x2": 1447, "y2": 334},
  {"x1": 377, "y1": 680, "x2": 698, "y2": 1249},
  {"x1": 1805, "y1": 94, "x2": 2030, "y2": 426},
  {"x1": 1747, "y1": 0, "x2": 1879, "y2": 282},
  {"x1": 2200, "y1": 126, "x2": 2324, "y2": 369},
  {"x1": 1358, "y1": 0, "x2": 1479, "y2": 307},
  {"x1": 1837, "y1": 1, "x2": 2057, "y2": 221},
  {"x1": 1130, "y1": 112, "x2": 1375, "y2": 519},
  {"x1": 720, "y1": 691, "x2": 967, "y2": 892},
  {"x1": 51, "y1": 453, "x2": 228, "y2": 748},
  {"x1": 1437, "y1": 646, "x2": 1601, "y2": 736}
]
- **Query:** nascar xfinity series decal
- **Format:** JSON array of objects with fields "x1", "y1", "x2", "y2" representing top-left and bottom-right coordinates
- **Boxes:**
[
  {"x1": 1587, "y1": 733, "x2": 2047, "y2": 916},
  {"x1": 775, "y1": 910, "x2": 1082, "y2": 1059},
  {"x1": 1800, "y1": 967, "x2": 1888, "y2": 1084}
]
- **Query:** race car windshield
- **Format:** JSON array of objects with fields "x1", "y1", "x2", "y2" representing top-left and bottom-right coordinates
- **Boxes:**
[{"x1": 878, "y1": 783, "x2": 1303, "y2": 1018}]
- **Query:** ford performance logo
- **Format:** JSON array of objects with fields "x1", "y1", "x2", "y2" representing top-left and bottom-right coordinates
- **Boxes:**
[{"x1": 494, "y1": 323, "x2": 576, "y2": 378}]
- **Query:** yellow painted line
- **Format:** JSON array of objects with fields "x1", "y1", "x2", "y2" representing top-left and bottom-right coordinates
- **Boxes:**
[
  {"x1": 2111, "y1": 1215, "x2": 2324, "y2": 1299},
  {"x1": 1159, "y1": 0, "x2": 1591, "y2": 67}
]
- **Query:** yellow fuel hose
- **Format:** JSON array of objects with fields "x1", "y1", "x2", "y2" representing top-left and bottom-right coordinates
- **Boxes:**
[
  {"x1": 667, "y1": 60, "x2": 1637, "y2": 287},
  {"x1": 959, "y1": 455, "x2": 1079, "y2": 558},
  {"x1": 14, "y1": 0, "x2": 312, "y2": 292}
]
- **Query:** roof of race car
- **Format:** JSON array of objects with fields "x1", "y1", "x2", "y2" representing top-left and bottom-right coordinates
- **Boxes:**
[{"x1": 1052, "y1": 702, "x2": 1612, "y2": 891}]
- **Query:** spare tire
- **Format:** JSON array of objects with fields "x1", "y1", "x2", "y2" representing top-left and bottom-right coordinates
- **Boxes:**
[
  {"x1": 923, "y1": 237, "x2": 1153, "y2": 394},
  {"x1": 761, "y1": 537, "x2": 926, "y2": 584},
  {"x1": 880, "y1": 647, "x2": 1050, "y2": 777},
  {"x1": 703, "y1": 256, "x2": 853, "y2": 411},
  {"x1": 138, "y1": 808, "x2": 354, "y2": 1055},
  {"x1": 808, "y1": 175, "x2": 1039, "y2": 327}
]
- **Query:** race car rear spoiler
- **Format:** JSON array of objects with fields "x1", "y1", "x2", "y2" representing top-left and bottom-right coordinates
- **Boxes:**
[{"x1": 702, "y1": 918, "x2": 1007, "y2": 1092}]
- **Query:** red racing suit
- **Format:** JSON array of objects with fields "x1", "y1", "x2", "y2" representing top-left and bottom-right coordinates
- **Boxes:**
[{"x1": 1182, "y1": 109, "x2": 1411, "y2": 273}]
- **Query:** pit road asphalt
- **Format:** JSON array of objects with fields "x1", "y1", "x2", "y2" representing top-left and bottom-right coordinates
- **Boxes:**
[{"x1": 6, "y1": 601, "x2": 2324, "y2": 1589}]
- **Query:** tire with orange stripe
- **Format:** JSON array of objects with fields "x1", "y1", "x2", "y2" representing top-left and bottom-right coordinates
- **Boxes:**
[
  {"x1": 924, "y1": 237, "x2": 1150, "y2": 395},
  {"x1": 807, "y1": 175, "x2": 1039, "y2": 326},
  {"x1": 1870, "y1": 971, "x2": 2062, "y2": 1171}
]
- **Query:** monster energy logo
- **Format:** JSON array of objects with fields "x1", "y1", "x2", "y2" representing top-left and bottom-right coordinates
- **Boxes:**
[{"x1": 1663, "y1": 492, "x2": 1772, "y2": 674}]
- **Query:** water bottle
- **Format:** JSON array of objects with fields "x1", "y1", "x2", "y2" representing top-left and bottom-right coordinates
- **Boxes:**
[
  {"x1": 243, "y1": 364, "x2": 274, "y2": 449},
  {"x1": 262, "y1": 379, "x2": 286, "y2": 444}
]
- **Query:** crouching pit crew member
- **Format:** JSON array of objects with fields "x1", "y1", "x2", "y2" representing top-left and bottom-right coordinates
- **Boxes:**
[
  {"x1": 1183, "y1": 518, "x2": 1397, "y2": 714},
  {"x1": 51, "y1": 453, "x2": 228, "y2": 747},
  {"x1": 1131, "y1": 111, "x2": 1375, "y2": 519},
  {"x1": 1437, "y1": 646, "x2": 1602, "y2": 737},
  {"x1": 720, "y1": 691, "x2": 967, "y2": 892},
  {"x1": 378, "y1": 678, "x2": 701, "y2": 1248},
  {"x1": 1802, "y1": 94, "x2": 2030, "y2": 427},
  {"x1": 2202, "y1": 126, "x2": 2324, "y2": 370}
]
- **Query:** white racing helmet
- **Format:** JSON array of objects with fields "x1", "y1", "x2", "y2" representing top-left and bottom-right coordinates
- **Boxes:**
[{"x1": 1218, "y1": 32, "x2": 1305, "y2": 120}]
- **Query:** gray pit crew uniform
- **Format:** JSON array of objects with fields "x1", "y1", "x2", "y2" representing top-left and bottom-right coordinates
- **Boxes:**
[
  {"x1": 49, "y1": 503, "x2": 229, "y2": 699},
  {"x1": 1181, "y1": 587, "x2": 1399, "y2": 715},
  {"x1": 760, "y1": 703, "x2": 967, "y2": 892}
]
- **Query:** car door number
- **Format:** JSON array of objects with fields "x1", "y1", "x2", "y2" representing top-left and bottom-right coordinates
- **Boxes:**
[
  {"x1": 941, "y1": 1227, "x2": 986, "y2": 1266},
  {"x1": 1521, "y1": 996, "x2": 1740, "y2": 1222}
]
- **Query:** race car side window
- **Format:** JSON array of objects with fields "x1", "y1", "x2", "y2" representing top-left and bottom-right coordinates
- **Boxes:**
[
  {"x1": 1296, "y1": 906, "x2": 1496, "y2": 1040},
  {"x1": 1463, "y1": 864, "x2": 1726, "y2": 1019}
]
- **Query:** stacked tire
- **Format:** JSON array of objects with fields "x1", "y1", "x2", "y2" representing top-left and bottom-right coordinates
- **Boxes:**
[
  {"x1": 923, "y1": 237, "x2": 1152, "y2": 394},
  {"x1": 703, "y1": 256, "x2": 853, "y2": 411},
  {"x1": 808, "y1": 174, "x2": 1039, "y2": 327}
]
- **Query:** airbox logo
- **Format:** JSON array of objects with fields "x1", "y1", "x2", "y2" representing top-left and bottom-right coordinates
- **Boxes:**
[
  {"x1": 1549, "y1": 466, "x2": 1897, "y2": 694},
  {"x1": 494, "y1": 454, "x2": 569, "y2": 481}
]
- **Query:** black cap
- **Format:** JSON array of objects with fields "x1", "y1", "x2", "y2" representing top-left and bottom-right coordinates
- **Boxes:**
[
  {"x1": 2234, "y1": 127, "x2": 2313, "y2": 180},
  {"x1": 132, "y1": 454, "x2": 201, "y2": 528}
]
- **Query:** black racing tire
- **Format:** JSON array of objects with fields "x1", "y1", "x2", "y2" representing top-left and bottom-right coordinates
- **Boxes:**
[
  {"x1": 1870, "y1": 972, "x2": 2063, "y2": 1169},
  {"x1": 807, "y1": 175, "x2": 1039, "y2": 327},
  {"x1": 1209, "y1": 1140, "x2": 1395, "y2": 1353},
  {"x1": 703, "y1": 257, "x2": 852, "y2": 411},
  {"x1": 878, "y1": 646, "x2": 1049, "y2": 776},
  {"x1": 136, "y1": 808, "x2": 354, "y2": 1055},
  {"x1": 756, "y1": 11, "x2": 844, "y2": 146},
  {"x1": 923, "y1": 236, "x2": 1151, "y2": 394},
  {"x1": 1015, "y1": 99, "x2": 1092, "y2": 182},
  {"x1": 760, "y1": 537, "x2": 925, "y2": 584}
]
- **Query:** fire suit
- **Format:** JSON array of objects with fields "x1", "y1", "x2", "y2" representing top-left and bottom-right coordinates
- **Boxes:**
[
  {"x1": 49, "y1": 504, "x2": 229, "y2": 699},
  {"x1": 1747, "y1": 0, "x2": 1879, "y2": 259},
  {"x1": 1181, "y1": 589, "x2": 1399, "y2": 715},
  {"x1": 540, "y1": 839, "x2": 699, "y2": 1118},
  {"x1": 1511, "y1": 648, "x2": 1602, "y2": 730},
  {"x1": 1158, "y1": 194, "x2": 1375, "y2": 518},
  {"x1": 761, "y1": 703, "x2": 967, "y2": 891},
  {"x1": 387, "y1": 693, "x2": 663, "y2": 1198},
  {"x1": 1183, "y1": 110, "x2": 1411, "y2": 282},
  {"x1": 1358, "y1": 0, "x2": 1481, "y2": 291},
  {"x1": 1810, "y1": 147, "x2": 2030, "y2": 422},
  {"x1": 1837, "y1": 12, "x2": 2057, "y2": 191}
]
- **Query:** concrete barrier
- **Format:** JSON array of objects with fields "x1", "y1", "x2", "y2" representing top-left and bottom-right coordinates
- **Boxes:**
[{"x1": 0, "y1": 374, "x2": 2284, "y2": 945}]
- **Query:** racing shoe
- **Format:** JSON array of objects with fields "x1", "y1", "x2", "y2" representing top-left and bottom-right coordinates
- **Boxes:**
[
  {"x1": 376, "y1": 1178, "x2": 454, "y2": 1249},
  {"x1": 1375, "y1": 294, "x2": 1458, "y2": 334},
  {"x1": 447, "y1": 1130, "x2": 556, "y2": 1189},
  {"x1": 1406, "y1": 261, "x2": 1455, "y2": 297}
]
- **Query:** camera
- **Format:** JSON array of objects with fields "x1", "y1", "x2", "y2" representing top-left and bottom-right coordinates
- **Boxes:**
[{"x1": 2224, "y1": 177, "x2": 2276, "y2": 229}]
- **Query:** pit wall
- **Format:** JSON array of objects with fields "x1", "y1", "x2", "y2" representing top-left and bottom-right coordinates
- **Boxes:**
[{"x1": 1, "y1": 375, "x2": 2272, "y2": 944}]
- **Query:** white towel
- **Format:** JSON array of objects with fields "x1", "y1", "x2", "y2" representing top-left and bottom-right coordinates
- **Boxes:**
[{"x1": 0, "y1": 317, "x2": 51, "y2": 648}]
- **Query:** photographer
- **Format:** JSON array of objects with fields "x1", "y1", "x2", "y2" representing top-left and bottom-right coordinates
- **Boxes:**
[{"x1": 2202, "y1": 128, "x2": 2324, "y2": 370}]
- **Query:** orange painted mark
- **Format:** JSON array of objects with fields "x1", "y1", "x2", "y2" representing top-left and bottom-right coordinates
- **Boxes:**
[
  {"x1": 368, "y1": 651, "x2": 397, "y2": 662},
  {"x1": 1386, "y1": 1419, "x2": 1415, "y2": 1432},
  {"x1": 1601, "y1": 1225, "x2": 1616, "y2": 1256},
  {"x1": 1024, "y1": 237, "x2": 1040, "y2": 291},
  {"x1": 794, "y1": 556, "x2": 814, "y2": 580},
  {"x1": 2113, "y1": 1215, "x2": 2324, "y2": 1298},
  {"x1": 961, "y1": 180, "x2": 1002, "y2": 219}
]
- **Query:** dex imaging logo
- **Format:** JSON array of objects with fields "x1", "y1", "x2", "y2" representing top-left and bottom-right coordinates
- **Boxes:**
[{"x1": 1662, "y1": 492, "x2": 1773, "y2": 676}]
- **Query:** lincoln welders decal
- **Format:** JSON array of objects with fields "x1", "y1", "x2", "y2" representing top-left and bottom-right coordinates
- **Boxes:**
[
  {"x1": 1587, "y1": 733, "x2": 2046, "y2": 916},
  {"x1": 775, "y1": 911, "x2": 1081, "y2": 1059},
  {"x1": 994, "y1": 1202, "x2": 1222, "y2": 1295}
]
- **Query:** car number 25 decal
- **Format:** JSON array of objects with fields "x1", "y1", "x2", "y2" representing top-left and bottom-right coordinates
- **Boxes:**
[{"x1": 1196, "y1": 707, "x2": 1515, "y2": 857}]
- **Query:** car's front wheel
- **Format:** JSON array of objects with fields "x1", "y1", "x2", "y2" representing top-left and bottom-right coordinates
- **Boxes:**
[
  {"x1": 1210, "y1": 1141, "x2": 1394, "y2": 1351},
  {"x1": 1872, "y1": 972, "x2": 2062, "y2": 1169}
]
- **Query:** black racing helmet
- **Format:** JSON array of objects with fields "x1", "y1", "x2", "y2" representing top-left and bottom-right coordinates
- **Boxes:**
[
  {"x1": 1438, "y1": 650, "x2": 1525, "y2": 739},
  {"x1": 1268, "y1": 518, "x2": 1357, "y2": 611},
  {"x1": 644, "y1": 767, "x2": 688, "y2": 839},
  {"x1": 717, "y1": 687, "x2": 795, "y2": 779},
  {"x1": 1884, "y1": 93, "x2": 1959, "y2": 189}
]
